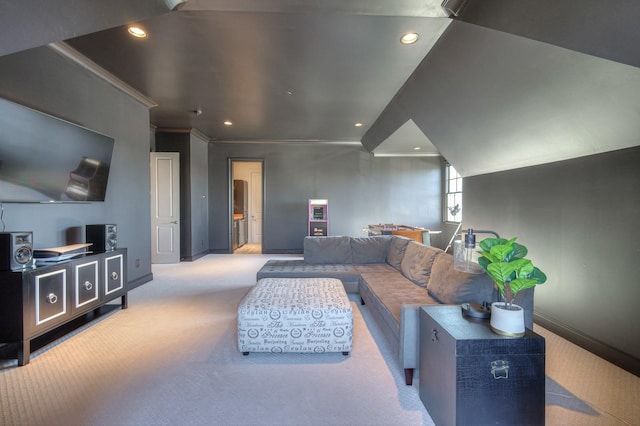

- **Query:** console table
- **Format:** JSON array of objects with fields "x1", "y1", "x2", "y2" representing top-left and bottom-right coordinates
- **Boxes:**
[
  {"x1": 419, "y1": 305, "x2": 545, "y2": 426},
  {"x1": 0, "y1": 248, "x2": 127, "y2": 365}
]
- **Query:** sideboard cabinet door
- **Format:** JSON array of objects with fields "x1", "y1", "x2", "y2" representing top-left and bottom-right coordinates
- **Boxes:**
[
  {"x1": 73, "y1": 259, "x2": 100, "y2": 313},
  {"x1": 104, "y1": 252, "x2": 125, "y2": 297},
  {"x1": 27, "y1": 266, "x2": 70, "y2": 336}
]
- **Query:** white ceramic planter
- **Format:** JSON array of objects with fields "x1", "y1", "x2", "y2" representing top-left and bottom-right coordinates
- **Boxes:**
[{"x1": 490, "y1": 302, "x2": 525, "y2": 337}]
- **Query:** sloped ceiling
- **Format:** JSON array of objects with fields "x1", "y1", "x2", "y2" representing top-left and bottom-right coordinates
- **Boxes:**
[
  {"x1": 1, "y1": 0, "x2": 639, "y2": 175},
  {"x1": 0, "y1": 0, "x2": 178, "y2": 56},
  {"x1": 457, "y1": 0, "x2": 640, "y2": 70},
  {"x1": 372, "y1": 119, "x2": 439, "y2": 157},
  {"x1": 364, "y1": 0, "x2": 640, "y2": 175}
]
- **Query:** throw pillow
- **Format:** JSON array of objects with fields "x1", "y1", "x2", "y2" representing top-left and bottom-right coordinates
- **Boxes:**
[
  {"x1": 427, "y1": 253, "x2": 496, "y2": 304},
  {"x1": 386, "y1": 236, "x2": 412, "y2": 270},
  {"x1": 399, "y1": 241, "x2": 443, "y2": 288}
]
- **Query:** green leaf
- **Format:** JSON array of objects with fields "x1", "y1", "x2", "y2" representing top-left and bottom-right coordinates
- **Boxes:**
[
  {"x1": 508, "y1": 278, "x2": 538, "y2": 296},
  {"x1": 528, "y1": 267, "x2": 547, "y2": 284},
  {"x1": 477, "y1": 256, "x2": 491, "y2": 270},
  {"x1": 510, "y1": 242, "x2": 528, "y2": 260},
  {"x1": 512, "y1": 258, "x2": 533, "y2": 276},
  {"x1": 487, "y1": 262, "x2": 519, "y2": 283},
  {"x1": 478, "y1": 236, "x2": 548, "y2": 294},
  {"x1": 478, "y1": 237, "x2": 507, "y2": 252},
  {"x1": 489, "y1": 243, "x2": 514, "y2": 262}
]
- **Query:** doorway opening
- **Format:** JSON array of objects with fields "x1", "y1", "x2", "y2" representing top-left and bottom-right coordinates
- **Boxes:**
[{"x1": 230, "y1": 159, "x2": 264, "y2": 254}]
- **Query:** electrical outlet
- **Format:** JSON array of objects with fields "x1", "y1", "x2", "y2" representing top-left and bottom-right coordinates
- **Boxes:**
[{"x1": 135, "y1": 258, "x2": 140, "y2": 268}]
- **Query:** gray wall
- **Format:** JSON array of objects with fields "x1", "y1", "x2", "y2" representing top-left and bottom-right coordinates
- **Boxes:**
[
  {"x1": 189, "y1": 133, "x2": 210, "y2": 259},
  {"x1": 0, "y1": 46, "x2": 153, "y2": 286},
  {"x1": 463, "y1": 146, "x2": 640, "y2": 374},
  {"x1": 209, "y1": 143, "x2": 442, "y2": 253}
]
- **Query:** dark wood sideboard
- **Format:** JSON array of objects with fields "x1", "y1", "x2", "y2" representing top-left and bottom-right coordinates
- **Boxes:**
[{"x1": 0, "y1": 249, "x2": 127, "y2": 365}]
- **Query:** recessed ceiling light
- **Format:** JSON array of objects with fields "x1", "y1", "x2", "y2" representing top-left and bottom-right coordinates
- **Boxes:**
[
  {"x1": 400, "y1": 32, "x2": 419, "y2": 45},
  {"x1": 223, "y1": 120, "x2": 233, "y2": 126},
  {"x1": 354, "y1": 123, "x2": 363, "y2": 127},
  {"x1": 413, "y1": 147, "x2": 422, "y2": 151},
  {"x1": 127, "y1": 26, "x2": 147, "y2": 38}
]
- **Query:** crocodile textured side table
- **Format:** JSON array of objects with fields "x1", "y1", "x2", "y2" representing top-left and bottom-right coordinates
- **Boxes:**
[{"x1": 419, "y1": 305, "x2": 545, "y2": 426}]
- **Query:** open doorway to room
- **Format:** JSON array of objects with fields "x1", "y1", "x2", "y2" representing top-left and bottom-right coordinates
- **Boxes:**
[{"x1": 230, "y1": 159, "x2": 264, "y2": 253}]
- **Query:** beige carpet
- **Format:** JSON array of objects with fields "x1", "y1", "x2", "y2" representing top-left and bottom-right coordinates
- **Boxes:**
[
  {"x1": 534, "y1": 325, "x2": 640, "y2": 426},
  {"x1": 1, "y1": 253, "x2": 639, "y2": 425},
  {"x1": 0, "y1": 254, "x2": 433, "y2": 426}
]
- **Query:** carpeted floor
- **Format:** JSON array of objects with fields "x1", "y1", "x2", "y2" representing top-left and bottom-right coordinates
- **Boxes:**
[
  {"x1": 1, "y1": 253, "x2": 639, "y2": 425},
  {"x1": 0, "y1": 254, "x2": 433, "y2": 426}
]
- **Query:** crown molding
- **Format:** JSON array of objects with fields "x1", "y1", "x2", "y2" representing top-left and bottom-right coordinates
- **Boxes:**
[
  {"x1": 211, "y1": 139, "x2": 362, "y2": 146},
  {"x1": 48, "y1": 41, "x2": 158, "y2": 109}
]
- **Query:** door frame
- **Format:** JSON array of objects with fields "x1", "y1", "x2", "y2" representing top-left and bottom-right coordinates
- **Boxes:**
[{"x1": 228, "y1": 158, "x2": 265, "y2": 253}]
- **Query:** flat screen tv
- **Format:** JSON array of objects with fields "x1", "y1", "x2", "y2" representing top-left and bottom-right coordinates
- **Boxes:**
[{"x1": 0, "y1": 97, "x2": 115, "y2": 203}]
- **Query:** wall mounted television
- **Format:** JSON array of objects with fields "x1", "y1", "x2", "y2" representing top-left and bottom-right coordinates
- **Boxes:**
[{"x1": 0, "y1": 97, "x2": 115, "y2": 203}]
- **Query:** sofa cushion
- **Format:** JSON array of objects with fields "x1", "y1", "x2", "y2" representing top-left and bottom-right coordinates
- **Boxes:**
[
  {"x1": 359, "y1": 272, "x2": 440, "y2": 326},
  {"x1": 386, "y1": 236, "x2": 412, "y2": 270},
  {"x1": 400, "y1": 242, "x2": 443, "y2": 288},
  {"x1": 350, "y1": 236, "x2": 392, "y2": 264},
  {"x1": 304, "y1": 236, "x2": 352, "y2": 264},
  {"x1": 427, "y1": 253, "x2": 496, "y2": 304}
]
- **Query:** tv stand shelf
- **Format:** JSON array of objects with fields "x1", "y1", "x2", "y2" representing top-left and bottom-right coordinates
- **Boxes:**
[{"x1": 0, "y1": 248, "x2": 127, "y2": 365}]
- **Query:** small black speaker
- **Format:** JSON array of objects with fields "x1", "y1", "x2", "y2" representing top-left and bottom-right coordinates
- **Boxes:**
[
  {"x1": 86, "y1": 224, "x2": 117, "y2": 251},
  {"x1": 0, "y1": 232, "x2": 34, "y2": 271}
]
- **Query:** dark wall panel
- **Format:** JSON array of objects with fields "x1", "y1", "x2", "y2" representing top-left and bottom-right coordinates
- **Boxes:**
[
  {"x1": 463, "y1": 147, "x2": 640, "y2": 373},
  {"x1": 209, "y1": 143, "x2": 442, "y2": 253},
  {"x1": 189, "y1": 133, "x2": 209, "y2": 259}
]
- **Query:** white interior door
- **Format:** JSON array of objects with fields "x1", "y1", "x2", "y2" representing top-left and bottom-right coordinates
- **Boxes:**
[
  {"x1": 249, "y1": 169, "x2": 263, "y2": 243},
  {"x1": 150, "y1": 152, "x2": 180, "y2": 263}
]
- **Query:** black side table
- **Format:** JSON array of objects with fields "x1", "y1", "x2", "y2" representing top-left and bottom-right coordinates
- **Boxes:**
[{"x1": 419, "y1": 305, "x2": 545, "y2": 426}]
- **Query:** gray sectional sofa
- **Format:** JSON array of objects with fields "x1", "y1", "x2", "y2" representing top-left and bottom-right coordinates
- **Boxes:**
[{"x1": 256, "y1": 235, "x2": 534, "y2": 385}]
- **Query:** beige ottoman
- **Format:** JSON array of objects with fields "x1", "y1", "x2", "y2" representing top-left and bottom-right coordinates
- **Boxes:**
[{"x1": 237, "y1": 277, "x2": 353, "y2": 355}]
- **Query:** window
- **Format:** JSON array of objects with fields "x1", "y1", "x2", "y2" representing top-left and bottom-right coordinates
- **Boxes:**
[{"x1": 445, "y1": 164, "x2": 462, "y2": 223}]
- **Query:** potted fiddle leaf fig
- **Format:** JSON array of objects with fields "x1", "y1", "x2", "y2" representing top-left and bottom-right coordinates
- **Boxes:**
[{"x1": 477, "y1": 237, "x2": 547, "y2": 337}]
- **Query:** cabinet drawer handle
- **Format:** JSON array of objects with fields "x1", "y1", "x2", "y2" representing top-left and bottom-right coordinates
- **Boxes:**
[
  {"x1": 111, "y1": 271, "x2": 119, "y2": 281},
  {"x1": 46, "y1": 293, "x2": 58, "y2": 304},
  {"x1": 83, "y1": 281, "x2": 93, "y2": 291}
]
